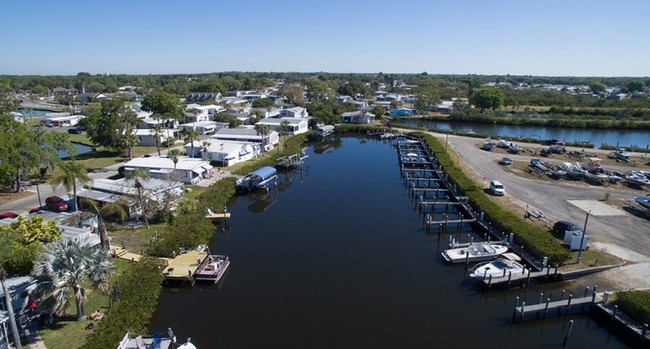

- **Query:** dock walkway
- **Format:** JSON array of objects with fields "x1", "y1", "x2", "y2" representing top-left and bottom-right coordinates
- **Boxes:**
[{"x1": 512, "y1": 290, "x2": 605, "y2": 322}]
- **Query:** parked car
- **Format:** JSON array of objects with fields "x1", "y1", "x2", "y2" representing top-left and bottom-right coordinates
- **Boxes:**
[
  {"x1": 499, "y1": 157, "x2": 513, "y2": 165},
  {"x1": 0, "y1": 212, "x2": 18, "y2": 220},
  {"x1": 553, "y1": 220, "x2": 582, "y2": 236},
  {"x1": 68, "y1": 128, "x2": 82, "y2": 134},
  {"x1": 45, "y1": 196, "x2": 68, "y2": 212},
  {"x1": 489, "y1": 180, "x2": 505, "y2": 196}
]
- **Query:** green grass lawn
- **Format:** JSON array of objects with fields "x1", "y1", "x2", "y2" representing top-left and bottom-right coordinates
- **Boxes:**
[
  {"x1": 39, "y1": 259, "x2": 133, "y2": 349},
  {"x1": 70, "y1": 146, "x2": 159, "y2": 170}
]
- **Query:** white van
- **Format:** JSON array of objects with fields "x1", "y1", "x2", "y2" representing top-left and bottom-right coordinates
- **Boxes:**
[{"x1": 490, "y1": 180, "x2": 505, "y2": 196}]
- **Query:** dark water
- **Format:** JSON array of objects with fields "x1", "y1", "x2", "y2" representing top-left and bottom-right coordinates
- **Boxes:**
[
  {"x1": 397, "y1": 119, "x2": 650, "y2": 149},
  {"x1": 58, "y1": 143, "x2": 93, "y2": 158},
  {"x1": 150, "y1": 137, "x2": 627, "y2": 349}
]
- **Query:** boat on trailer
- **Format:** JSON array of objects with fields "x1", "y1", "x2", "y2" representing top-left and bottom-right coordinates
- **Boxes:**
[
  {"x1": 441, "y1": 242, "x2": 509, "y2": 264},
  {"x1": 468, "y1": 253, "x2": 524, "y2": 280},
  {"x1": 194, "y1": 255, "x2": 230, "y2": 283}
]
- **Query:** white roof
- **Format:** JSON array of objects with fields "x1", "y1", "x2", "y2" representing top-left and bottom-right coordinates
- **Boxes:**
[
  {"x1": 256, "y1": 117, "x2": 307, "y2": 126},
  {"x1": 123, "y1": 156, "x2": 212, "y2": 172},
  {"x1": 134, "y1": 128, "x2": 178, "y2": 137},
  {"x1": 180, "y1": 121, "x2": 222, "y2": 128}
]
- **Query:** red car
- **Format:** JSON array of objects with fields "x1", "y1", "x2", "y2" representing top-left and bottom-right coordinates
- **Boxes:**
[
  {"x1": 0, "y1": 212, "x2": 18, "y2": 220},
  {"x1": 45, "y1": 196, "x2": 69, "y2": 212}
]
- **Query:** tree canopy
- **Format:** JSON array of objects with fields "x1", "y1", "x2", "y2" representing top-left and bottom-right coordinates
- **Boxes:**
[
  {"x1": 469, "y1": 88, "x2": 505, "y2": 111},
  {"x1": 84, "y1": 99, "x2": 139, "y2": 153},
  {"x1": 141, "y1": 90, "x2": 182, "y2": 119}
]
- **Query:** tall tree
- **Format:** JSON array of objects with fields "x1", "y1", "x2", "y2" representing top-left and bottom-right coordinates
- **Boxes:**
[
  {"x1": 254, "y1": 124, "x2": 270, "y2": 152},
  {"x1": 469, "y1": 88, "x2": 505, "y2": 111},
  {"x1": 50, "y1": 160, "x2": 92, "y2": 212},
  {"x1": 84, "y1": 98, "x2": 139, "y2": 153},
  {"x1": 79, "y1": 199, "x2": 127, "y2": 251},
  {"x1": 123, "y1": 169, "x2": 151, "y2": 229},
  {"x1": 33, "y1": 236, "x2": 113, "y2": 321},
  {"x1": 0, "y1": 116, "x2": 50, "y2": 192},
  {"x1": 150, "y1": 124, "x2": 164, "y2": 156},
  {"x1": 141, "y1": 90, "x2": 182, "y2": 124},
  {"x1": 278, "y1": 120, "x2": 290, "y2": 154},
  {"x1": 183, "y1": 129, "x2": 200, "y2": 158}
]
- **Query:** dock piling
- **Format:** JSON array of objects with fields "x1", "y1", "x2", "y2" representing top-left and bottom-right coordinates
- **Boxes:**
[
  {"x1": 544, "y1": 298, "x2": 551, "y2": 319},
  {"x1": 563, "y1": 320, "x2": 574, "y2": 347},
  {"x1": 519, "y1": 301, "x2": 526, "y2": 323},
  {"x1": 512, "y1": 296, "x2": 520, "y2": 322},
  {"x1": 565, "y1": 294, "x2": 573, "y2": 316},
  {"x1": 507, "y1": 271, "x2": 512, "y2": 289}
]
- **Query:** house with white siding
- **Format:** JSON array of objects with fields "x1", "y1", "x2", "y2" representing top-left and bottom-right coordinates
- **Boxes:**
[
  {"x1": 211, "y1": 127, "x2": 279, "y2": 151},
  {"x1": 255, "y1": 117, "x2": 309, "y2": 136},
  {"x1": 279, "y1": 107, "x2": 308, "y2": 118},
  {"x1": 122, "y1": 156, "x2": 213, "y2": 184}
]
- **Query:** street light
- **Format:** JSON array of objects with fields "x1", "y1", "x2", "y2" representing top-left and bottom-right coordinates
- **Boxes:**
[{"x1": 577, "y1": 210, "x2": 591, "y2": 263}]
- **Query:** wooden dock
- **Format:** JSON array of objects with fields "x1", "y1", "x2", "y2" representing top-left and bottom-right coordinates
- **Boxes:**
[
  {"x1": 110, "y1": 244, "x2": 210, "y2": 286},
  {"x1": 161, "y1": 250, "x2": 209, "y2": 285}
]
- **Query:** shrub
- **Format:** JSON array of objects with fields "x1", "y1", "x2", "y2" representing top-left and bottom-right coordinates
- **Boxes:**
[
  {"x1": 615, "y1": 290, "x2": 650, "y2": 325},
  {"x1": 81, "y1": 258, "x2": 165, "y2": 349}
]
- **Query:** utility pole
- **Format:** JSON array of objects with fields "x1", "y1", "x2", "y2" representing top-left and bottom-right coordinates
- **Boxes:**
[
  {"x1": 577, "y1": 210, "x2": 591, "y2": 263},
  {"x1": 0, "y1": 266, "x2": 22, "y2": 349}
]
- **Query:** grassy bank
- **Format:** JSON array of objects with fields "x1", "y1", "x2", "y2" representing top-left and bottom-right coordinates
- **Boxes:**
[{"x1": 615, "y1": 290, "x2": 650, "y2": 326}]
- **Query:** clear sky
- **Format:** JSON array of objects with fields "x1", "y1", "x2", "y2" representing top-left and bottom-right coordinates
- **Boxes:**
[{"x1": 2, "y1": 0, "x2": 649, "y2": 76}]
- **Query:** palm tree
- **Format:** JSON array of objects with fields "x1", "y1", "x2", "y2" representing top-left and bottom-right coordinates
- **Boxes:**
[
  {"x1": 254, "y1": 124, "x2": 270, "y2": 152},
  {"x1": 50, "y1": 160, "x2": 92, "y2": 212},
  {"x1": 278, "y1": 120, "x2": 291, "y2": 154},
  {"x1": 123, "y1": 168, "x2": 150, "y2": 229},
  {"x1": 184, "y1": 129, "x2": 200, "y2": 158},
  {"x1": 150, "y1": 124, "x2": 164, "y2": 156},
  {"x1": 201, "y1": 141, "x2": 211, "y2": 160},
  {"x1": 0, "y1": 265, "x2": 22, "y2": 349},
  {"x1": 123, "y1": 133, "x2": 139, "y2": 160},
  {"x1": 79, "y1": 198, "x2": 128, "y2": 250},
  {"x1": 32, "y1": 236, "x2": 113, "y2": 321}
]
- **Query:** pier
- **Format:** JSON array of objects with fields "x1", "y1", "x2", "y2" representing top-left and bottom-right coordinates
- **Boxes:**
[
  {"x1": 512, "y1": 288, "x2": 605, "y2": 323},
  {"x1": 275, "y1": 153, "x2": 309, "y2": 170}
]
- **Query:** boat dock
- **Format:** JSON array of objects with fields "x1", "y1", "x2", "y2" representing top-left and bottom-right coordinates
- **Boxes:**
[
  {"x1": 478, "y1": 264, "x2": 620, "y2": 290},
  {"x1": 275, "y1": 153, "x2": 309, "y2": 169},
  {"x1": 512, "y1": 288, "x2": 606, "y2": 323}
]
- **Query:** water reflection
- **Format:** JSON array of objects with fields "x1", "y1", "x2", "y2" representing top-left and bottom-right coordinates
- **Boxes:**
[{"x1": 150, "y1": 137, "x2": 628, "y2": 349}]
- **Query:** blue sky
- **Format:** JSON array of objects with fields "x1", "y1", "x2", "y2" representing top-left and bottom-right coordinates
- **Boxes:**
[{"x1": 2, "y1": 0, "x2": 649, "y2": 76}]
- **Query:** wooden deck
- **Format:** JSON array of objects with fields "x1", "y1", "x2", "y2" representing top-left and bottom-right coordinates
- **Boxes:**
[
  {"x1": 513, "y1": 292, "x2": 604, "y2": 322},
  {"x1": 110, "y1": 244, "x2": 209, "y2": 285},
  {"x1": 162, "y1": 250, "x2": 209, "y2": 282}
]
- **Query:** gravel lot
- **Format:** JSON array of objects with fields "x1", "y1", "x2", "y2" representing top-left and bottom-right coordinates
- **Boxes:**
[{"x1": 426, "y1": 132, "x2": 650, "y2": 290}]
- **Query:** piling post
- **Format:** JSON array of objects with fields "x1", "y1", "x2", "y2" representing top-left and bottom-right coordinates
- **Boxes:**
[
  {"x1": 488, "y1": 274, "x2": 492, "y2": 291},
  {"x1": 502, "y1": 268, "x2": 507, "y2": 278},
  {"x1": 507, "y1": 271, "x2": 512, "y2": 289},
  {"x1": 525, "y1": 268, "x2": 531, "y2": 287},
  {"x1": 465, "y1": 251, "x2": 470, "y2": 268},
  {"x1": 546, "y1": 266, "x2": 551, "y2": 277},
  {"x1": 539, "y1": 292, "x2": 544, "y2": 304},
  {"x1": 544, "y1": 298, "x2": 551, "y2": 319},
  {"x1": 512, "y1": 296, "x2": 520, "y2": 322},
  {"x1": 565, "y1": 294, "x2": 573, "y2": 316},
  {"x1": 612, "y1": 305, "x2": 618, "y2": 319},
  {"x1": 519, "y1": 302, "x2": 526, "y2": 323},
  {"x1": 560, "y1": 289, "x2": 566, "y2": 301},
  {"x1": 554, "y1": 265, "x2": 559, "y2": 279},
  {"x1": 603, "y1": 291, "x2": 609, "y2": 304},
  {"x1": 563, "y1": 320, "x2": 574, "y2": 347},
  {"x1": 583, "y1": 286, "x2": 590, "y2": 298}
]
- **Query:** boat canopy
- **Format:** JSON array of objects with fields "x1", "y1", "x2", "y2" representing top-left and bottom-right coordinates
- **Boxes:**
[{"x1": 251, "y1": 166, "x2": 277, "y2": 180}]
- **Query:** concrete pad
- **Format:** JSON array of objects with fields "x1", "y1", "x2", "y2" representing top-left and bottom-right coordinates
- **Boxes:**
[
  {"x1": 567, "y1": 200, "x2": 626, "y2": 216},
  {"x1": 591, "y1": 242, "x2": 650, "y2": 263}
]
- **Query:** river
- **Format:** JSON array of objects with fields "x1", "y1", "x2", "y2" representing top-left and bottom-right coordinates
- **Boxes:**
[
  {"x1": 396, "y1": 119, "x2": 650, "y2": 149},
  {"x1": 150, "y1": 136, "x2": 629, "y2": 348}
]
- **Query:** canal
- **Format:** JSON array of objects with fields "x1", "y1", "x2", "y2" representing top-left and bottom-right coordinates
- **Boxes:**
[
  {"x1": 396, "y1": 119, "x2": 650, "y2": 149},
  {"x1": 150, "y1": 136, "x2": 628, "y2": 348}
]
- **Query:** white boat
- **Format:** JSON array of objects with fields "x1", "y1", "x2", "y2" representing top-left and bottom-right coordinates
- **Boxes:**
[
  {"x1": 468, "y1": 253, "x2": 525, "y2": 280},
  {"x1": 441, "y1": 242, "x2": 509, "y2": 264}
]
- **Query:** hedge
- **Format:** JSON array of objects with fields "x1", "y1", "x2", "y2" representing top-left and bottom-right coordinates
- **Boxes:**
[
  {"x1": 615, "y1": 290, "x2": 650, "y2": 326},
  {"x1": 81, "y1": 258, "x2": 165, "y2": 349}
]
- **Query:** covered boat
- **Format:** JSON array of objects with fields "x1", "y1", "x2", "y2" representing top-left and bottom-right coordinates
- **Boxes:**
[
  {"x1": 441, "y1": 242, "x2": 508, "y2": 264},
  {"x1": 236, "y1": 166, "x2": 278, "y2": 193}
]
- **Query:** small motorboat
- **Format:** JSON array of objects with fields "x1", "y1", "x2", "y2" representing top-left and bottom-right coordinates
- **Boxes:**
[
  {"x1": 468, "y1": 253, "x2": 525, "y2": 280},
  {"x1": 441, "y1": 242, "x2": 508, "y2": 264}
]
